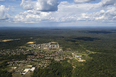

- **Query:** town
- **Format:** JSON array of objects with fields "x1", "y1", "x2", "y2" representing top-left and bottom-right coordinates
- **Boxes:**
[{"x1": 0, "y1": 42, "x2": 87, "y2": 77}]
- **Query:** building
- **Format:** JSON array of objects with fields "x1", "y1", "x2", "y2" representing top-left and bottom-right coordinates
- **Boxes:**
[
  {"x1": 21, "y1": 68, "x2": 30, "y2": 75},
  {"x1": 40, "y1": 42, "x2": 59, "y2": 50},
  {"x1": 30, "y1": 67, "x2": 35, "y2": 72},
  {"x1": 30, "y1": 42, "x2": 59, "y2": 50},
  {"x1": 21, "y1": 67, "x2": 35, "y2": 75}
]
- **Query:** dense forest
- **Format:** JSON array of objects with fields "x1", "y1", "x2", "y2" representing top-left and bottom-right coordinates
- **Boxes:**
[
  {"x1": 0, "y1": 27, "x2": 116, "y2": 77},
  {"x1": 73, "y1": 53, "x2": 116, "y2": 77}
]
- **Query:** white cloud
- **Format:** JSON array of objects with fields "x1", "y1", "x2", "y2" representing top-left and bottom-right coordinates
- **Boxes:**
[
  {"x1": 20, "y1": 0, "x2": 35, "y2": 10},
  {"x1": 0, "y1": 0, "x2": 116, "y2": 27},
  {"x1": 74, "y1": 0, "x2": 116, "y2": 10},
  {"x1": 20, "y1": 0, "x2": 58, "y2": 12},
  {"x1": 0, "y1": 5, "x2": 9, "y2": 20},
  {"x1": 11, "y1": 1, "x2": 116, "y2": 26},
  {"x1": 14, "y1": 10, "x2": 51, "y2": 23},
  {"x1": 74, "y1": 0, "x2": 116, "y2": 7},
  {"x1": 101, "y1": 0, "x2": 116, "y2": 7},
  {"x1": 78, "y1": 7, "x2": 116, "y2": 22},
  {"x1": 74, "y1": 0, "x2": 95, "y2": 3},
  {"x1": 14, "y1": 1, "x2": 82, "y2": 23},
  {"x1": 35, "y1": 0, "x2": 58, "y2": 11}
]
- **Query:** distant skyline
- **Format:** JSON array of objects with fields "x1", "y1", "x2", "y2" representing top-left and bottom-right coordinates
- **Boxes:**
[{"x1": 0, "y1": 0, "x2": 116, "y2": 27}]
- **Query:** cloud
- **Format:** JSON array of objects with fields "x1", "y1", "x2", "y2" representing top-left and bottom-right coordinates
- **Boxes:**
[
  {"x1": 1, "y1": 0, "x2": 116, "y2": 27},
  {"x1": 13, "y1": 10, "x2": 51, "y2": 23},
  {"x1": 74, "y1": 0, "x2": 95, "y2": 3},
  {"x1": 35, "y1": 0, "x2": 58, "y2": 11},
  {"x1": 78, "y1": 7, "x2": 116, "y2": 22},
  {"x1": 101, "y1": 0, "x2": 116, "y2": 7},
  {"x1": 20, "y1": 0, "x2": 34, "y2": 10},
  {"x1": 74, "y1": 0, "x2": 116, "y2": 9},
  {"x1": 11, "y1": 1, "x2": 116, "y2": 25},
  {"x1": 0, "y1": 5, "x2": 9, "y2": 20},
  {"x1": 13, "y1": 1, "x2": 95, "y2": 23},
  {"x1": 14, "y1": 1, "x2": 82, "y2": 23},
  {"x1": 20, "y1": 0, "x2": 59, "y2": 12}
]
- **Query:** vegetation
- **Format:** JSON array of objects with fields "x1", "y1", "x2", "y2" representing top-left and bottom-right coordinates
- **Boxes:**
[
  {"x1": 0, "y1": 54, "x2": 27, "y2": 77},
  {"x1": 0, "y1": 70, "x2": 12, "y2": 77},
  {"x1": 0, "y1": 27, "x2": 116, "y2": 77},
  {"x1": 32, "y1": 60, "x2": 72, "y2": 77},
  {"x1": 0, "y1": 59, "x2": 12, "y2": 77},
  {"x1": 72, "y1": 53, "x2": 116, "y2": 77}
]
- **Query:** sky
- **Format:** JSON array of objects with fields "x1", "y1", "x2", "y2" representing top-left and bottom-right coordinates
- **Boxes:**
[{"x1": 0, "y1": 0, "x2": 116, "y2": 27}]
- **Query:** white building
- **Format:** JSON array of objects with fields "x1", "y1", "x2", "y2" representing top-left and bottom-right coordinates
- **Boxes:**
[{"x1": 30, "y1": 67, "x2": 35, "y2": 72}]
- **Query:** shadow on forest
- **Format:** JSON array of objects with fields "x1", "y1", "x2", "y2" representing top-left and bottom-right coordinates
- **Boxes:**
[
  {"x1": 88, "y1": 31, "x2": 112, "y2": 34},
  {"x1": 0, "y1": 35, "x2": 5, "y2": 36},
  {"x1": 73, "y1": 37, "x2": 100, "y2": 41}
]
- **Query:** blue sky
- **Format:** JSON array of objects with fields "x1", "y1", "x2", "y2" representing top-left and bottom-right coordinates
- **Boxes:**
[{"x1": 0, "y1": 0, "x2": 116, "y2": 27}]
